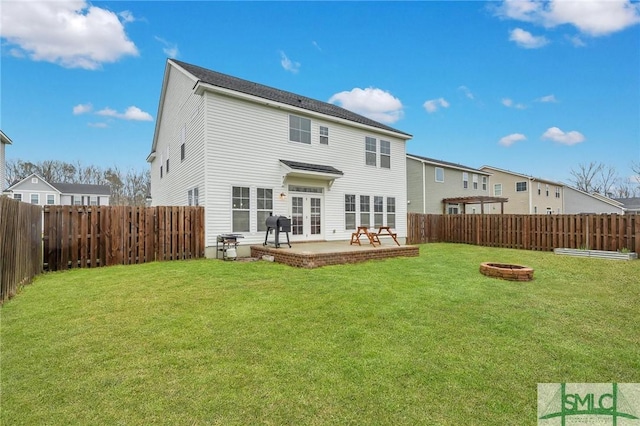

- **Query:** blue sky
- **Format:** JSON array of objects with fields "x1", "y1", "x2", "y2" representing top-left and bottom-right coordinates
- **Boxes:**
[{"x1": 2, "y1": 0, "x2": 639, "y2": 187}]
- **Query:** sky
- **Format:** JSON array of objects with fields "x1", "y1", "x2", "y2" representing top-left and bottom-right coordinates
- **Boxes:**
[{"x1": 1, "y1": 0, "x2": 639, "y2": 188}]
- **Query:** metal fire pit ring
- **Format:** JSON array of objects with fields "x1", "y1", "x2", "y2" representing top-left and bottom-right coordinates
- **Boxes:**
[{"x1": 480, "y1": 262, "x2": 534, "y2": 281}]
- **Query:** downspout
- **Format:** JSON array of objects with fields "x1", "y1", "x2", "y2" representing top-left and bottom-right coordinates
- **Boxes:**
[
  {"x1": 422, "y1": 162, "x2": 427, "y2": 214},
  {"x1": 529, "y1": 177, "x2": 534, "y2": 214}
]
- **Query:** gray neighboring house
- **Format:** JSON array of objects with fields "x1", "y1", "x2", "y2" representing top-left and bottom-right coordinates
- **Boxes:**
[
  {"x1": 613, "y1": 197, "x2": 640, "y2": 214},
  {"x1": 3, "y1": 173, "x2": 111, "y2": 206},
  {"x1": 407, "y1": 154, "x2": 498, "y2": 214},
  {"x1": 1, "y1": 130, "x2": 12, "y2": 191},
  {"x1": 563, "y1": 186, "x2": 626, "y2": 214}
]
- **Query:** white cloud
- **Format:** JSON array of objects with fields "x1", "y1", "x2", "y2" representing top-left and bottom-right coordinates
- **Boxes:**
[
  {"x1": 155, "y1": 36, "x2": 179, "y2": 58},
  {"x1": 496, "y1": 0, "x2": 640, "y2": 37},
  {"x1": 0, "y1": 1, "x2": 138, "y2": 70},
  {"x1": 502, "y1": 98, "x2": 526, "y2": 109},
  {"x1": 423, "y1": 98, "x2": 450, "y2": 114},
  {"x1": 96, "y1": 106, "x2": 153, "y2": 121},
  {"x1": 88, "y1": 122, "x2": 108, "y2": 128},
  {"x1": 329, "y1": 88, "x2": 404, "y2": 124},
  {"x1": 118, "y1": 11, "x2": 136, "y2": 24},
  {"x1": 458, "y1": 86, "x2": 475, "y2": 100},
  {"x1": 73, "y1": 103, "x2": 93, "y2": 115},
  {"x1": 566, "y1": 35, "x2": 586, "y2": 47},
  {"x1": 499, "y1": 133, "x2": 527, "y2": 147},
  {"x1": 537, "y1": 94, "x2": 558, "y2": 103},
  {"x1": 280, "y1": 51, "x2": 300, "y2": 74},
  {"x1": 542, "y1": 126, "x2": 585, "y2": 145},
  {"x1": 509, "y1": 28, "x2": 549, "y2": 48}
]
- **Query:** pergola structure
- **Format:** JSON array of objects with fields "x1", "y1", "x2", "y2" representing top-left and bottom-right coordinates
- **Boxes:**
[{"x1": 441, "y1": 196, "x2": 509, "y2": 214}]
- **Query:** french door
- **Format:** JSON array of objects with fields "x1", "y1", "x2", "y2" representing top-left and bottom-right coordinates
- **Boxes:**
[{"x1": 291, "y1": 195, "x2": 322, "y2": 239}]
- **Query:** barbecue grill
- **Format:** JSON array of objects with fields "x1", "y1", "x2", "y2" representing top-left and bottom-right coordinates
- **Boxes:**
[{"x1": 264, "y1": 215, "x2": 291, "y2": 248}]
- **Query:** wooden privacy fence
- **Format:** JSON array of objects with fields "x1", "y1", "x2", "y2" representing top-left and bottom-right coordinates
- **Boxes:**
[
  {"x1": 0, "y1": 197, "x2": 43, "y2": 302},
  {"x1": 43, "y1": 205, "x2": 205, "y2": 271},
  {"x1": 407, "y1": 213, "x2": 640, "y2": 253}
]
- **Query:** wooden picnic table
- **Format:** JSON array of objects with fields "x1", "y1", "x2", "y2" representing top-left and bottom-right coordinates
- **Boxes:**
[
  {"x1": 376, "y1": 226, "x2": 400, "y2": 246},
  {"x1": 350, "y1": 226, "x2": 380, "y2": 246}
]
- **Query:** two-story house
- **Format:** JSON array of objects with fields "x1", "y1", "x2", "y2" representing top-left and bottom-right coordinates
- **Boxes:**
[
  {"x1": 147, "y1": 59, "x2": 412, "y2": 256},
  {"x1": 480, "y1": 166, "x2": 564, "y2": 214},
  {"x1": 407, "y1": 154, "x2": 497, "y2": 214},
  {"x1": 1, "y1": 130, "x2": 12, "y2": 191},
  {"x1": 4, "y1": 173, "x2": 111, "y2": 206}
]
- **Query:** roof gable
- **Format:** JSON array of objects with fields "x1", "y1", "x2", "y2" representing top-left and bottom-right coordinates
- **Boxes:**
[
  {"x1": 170, "y1": 59, "x2": 412, "y2": 138},
  {"x1": 6, "y1": 173, "x2": 59, "y2": 193}
]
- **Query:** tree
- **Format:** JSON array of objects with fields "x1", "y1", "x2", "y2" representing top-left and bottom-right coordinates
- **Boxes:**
[{"x1": 569, "y1": 162, "x2": 603, "y2": 193}]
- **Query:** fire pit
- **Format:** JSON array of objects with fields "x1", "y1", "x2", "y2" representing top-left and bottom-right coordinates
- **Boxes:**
[{"x1": 480, "y1": 262, "x2": 534, "y2": 281}]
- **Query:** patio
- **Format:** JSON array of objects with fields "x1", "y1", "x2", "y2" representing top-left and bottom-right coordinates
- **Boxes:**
[{"x1": 250, "y1": 239, "x2": 420, "y2": 268}]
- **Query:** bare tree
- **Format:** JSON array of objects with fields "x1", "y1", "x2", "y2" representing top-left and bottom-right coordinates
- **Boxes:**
[
  {"x1": 569, "y1": 162, "x2": 603, "y2": 193},
  {"x1": 598, "y1": 164, "x2": 619, "y2": 197}
]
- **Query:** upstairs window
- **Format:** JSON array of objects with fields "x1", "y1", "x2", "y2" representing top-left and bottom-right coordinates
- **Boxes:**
[
  {"x1": 482, "y1": 176, "x2": 487, "y2": 191},
  {"x1": 180, "y1": 125, "x2": 186, "y2": 161},
  {"x1": 555, "y1": 187, "x2": 561, "y2": 198},
  {"x1": 538, "y1": 183, "x2": 541, "y2": 195},
  {"x1": 516, "y1": 181, "x2": 528, "y2": 192},
  {"x1": 462, "y1": 172, "x2": 469, "y2": 189},
  {"x1": 380, "y1": 140, "x2": 391, "y2": 169},
  {"x1": 289, "y1": 115, "x2": 311, "y2": 144},
  {"x1": 546, "y1": 184, "x2": 549, "y2": 196},
  {"x1": 472, "y1": 174, "x2": 478, "y2": 189},
  {"x1": 365, "y1": 137, "x2": 377, "y2": 166},
  {"x1": 319, "y1": 126, "x2": 329, "y2": 144},
  {"x1": 435, "y1": 167, "x2": 444, "y2": 183},
  {"x1": 494, "y1": 184, "x2": 502, "y2": 196},
  {"x1": 181, "y1": 143, "x2": 185, "y2": 161}
]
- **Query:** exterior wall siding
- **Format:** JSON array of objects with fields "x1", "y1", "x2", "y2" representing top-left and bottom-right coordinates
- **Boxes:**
[
  {"x1": 407, "y1": 157, "x2": 491, "y2": 214},
  {"x1": 202, "y1": 90, "x2": 408, "y2": 247},
  {"x1": 482, "y1": 167, "x2": 564, "y2": 214},
  {"x1": 1, "y1": 142, "x2": 5, "y2": 191},
  {"x1": 150, "y1": 66, "x2": 206, "y2": 210},
  {"x1": 563, "y1": 188, "x2": 625, "y2": 214}
]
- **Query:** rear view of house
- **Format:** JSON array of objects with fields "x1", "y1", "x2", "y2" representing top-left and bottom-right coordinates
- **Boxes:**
[{"x1": 147, "y1": 59, "x2": 412, "y2": 256}]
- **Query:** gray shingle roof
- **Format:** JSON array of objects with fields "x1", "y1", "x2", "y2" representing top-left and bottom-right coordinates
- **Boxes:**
[
  {"x1": 280, "y1": 160, "x2": 343, "y2": 176},
  {"x1": 408, "y1": 153, "x2": 489, "y2": 174},
  {"x1": 172, "y1": 59, "x2": 411, "y2": 137},
  {"x1": 613, "y1": 197, "x2": 640, "y2": 210},
  {"x1": 52, "y1": 183, "x2": 111, "y2": 196}
]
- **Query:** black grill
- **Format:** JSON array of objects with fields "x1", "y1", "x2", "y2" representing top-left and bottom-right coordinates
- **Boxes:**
[{"x1": 264, "y1": 215, "x2": 291, "y2": 248}]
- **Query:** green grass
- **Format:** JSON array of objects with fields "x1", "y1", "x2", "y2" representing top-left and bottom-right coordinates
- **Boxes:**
[{"x1": 2, "y1": 243, "x2": 639, "y2": 425}]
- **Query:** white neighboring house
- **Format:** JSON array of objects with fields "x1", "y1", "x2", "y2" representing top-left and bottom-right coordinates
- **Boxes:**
[
  {"x1": 147, "y1": 59, "x2": 412, "y2": 256},
  {"x1": 1, "y1": 130, "x2": 12, "y2": 191},
  {"x1": 4, "y1": 173, "x2": 111, "y2": 206},
  {"x1": 563, "y1": 186, "x2": 626, "y2": 214}
]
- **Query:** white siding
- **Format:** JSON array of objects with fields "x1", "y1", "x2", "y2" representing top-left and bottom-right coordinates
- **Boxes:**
[
  {"x1": 149, "y1": 66, "x2": 206, "y2": 209},
  {"x1": 564, "y1": 187, "x2": 625, "y2": 214},
  {"x1": 1, "y1": 142, "x2": 5, "y2": 191},
  {"x1": 150, "y1": 62, "x2": 410, "y2": 248},
  {"x1": 202, "y1": 90, "x2": 407, "y2": 246}
]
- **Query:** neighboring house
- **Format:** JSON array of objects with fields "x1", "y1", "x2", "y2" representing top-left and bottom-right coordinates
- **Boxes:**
[
  {"x1": 4, "y1": 173, "x2": 111, "y2": 206},
  {"x1": 613, "y1": 197, "x2": 640, "y2": 214},
  {"x1": 147, "y1": 59, "x2": 412, "y2": 256},
  {"x1": 1, "y1": 130, "x2": 12, "y2": 191},
  {"x1": 406, "y1": 154, "x2": 497, "y2": 214},
  {"x1": 563, "y1": 186, "x2": 626, "y2": 214},
  {"x1": 480, "y1": 166, "x2": 564, "y2": 214}
]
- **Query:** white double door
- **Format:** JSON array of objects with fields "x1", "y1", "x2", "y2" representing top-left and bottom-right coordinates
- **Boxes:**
[{"x1": 290, "y1": 193, "x2": 322, "y2": 240}]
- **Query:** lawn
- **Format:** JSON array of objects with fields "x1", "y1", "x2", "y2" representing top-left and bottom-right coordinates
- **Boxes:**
[{"x1": 1, "y1": 243, "x2": 639, "y2": 425}]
